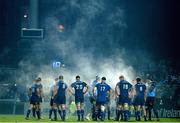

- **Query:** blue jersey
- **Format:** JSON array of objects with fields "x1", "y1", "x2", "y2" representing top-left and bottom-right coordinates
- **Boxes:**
[
  {"x1": 57, "y1": 81, "x2": 67, "y2": 98},
  {"x1": 117, "y1": 80, "x2": 132, "y2": 97},
  {"x1": 31, "y1": 83, "x2": 42, "y2": 97},
  {"x1": 135, "y1": 82, "x2": 146, "y2": 98},
  {"x1": 71, "y1": 81, "x2": 87, "y2": 98},
  {"x1": 95, "y1": 82, "x2": 111, "y2": 103},
  {"x1": 147, "y1": 82, "x2": 156, "y2": 97}
]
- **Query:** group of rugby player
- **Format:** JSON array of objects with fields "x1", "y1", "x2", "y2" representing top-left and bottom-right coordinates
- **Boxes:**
[{"x1": 25, "y1": 75, "x2": 159, "y2": 122}]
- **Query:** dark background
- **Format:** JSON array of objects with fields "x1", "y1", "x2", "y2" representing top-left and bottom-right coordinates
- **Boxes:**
[{"x1": 0, "y1": 0, "x2": 179, "y2": 72}]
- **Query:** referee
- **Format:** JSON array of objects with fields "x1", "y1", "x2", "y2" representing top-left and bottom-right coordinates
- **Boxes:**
[{"x1": 145, "y1": 81, "x2": 159, "y2": 121}]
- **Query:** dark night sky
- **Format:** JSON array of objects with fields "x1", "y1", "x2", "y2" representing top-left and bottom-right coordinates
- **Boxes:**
[{"x1": 0, "y1": 0, "x2": 179, "y2": 71}]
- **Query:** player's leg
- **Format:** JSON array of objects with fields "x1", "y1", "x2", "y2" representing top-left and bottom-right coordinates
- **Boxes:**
[
  {"x1": 80, "y1": 103, "x2": 85, "y2": 121},
  {"x1": 116, "y1": 104, "x2": 123, "y2": 121},
  {"x1": 128, "y1": 104, "x2": 134, "y2": 120},
  {"x1": 76, "y1": 102, "x2": 81, "y2": 121},
  {"x1": 39, "y1": 97, "x2": 43, "y2": 119},
  {"x1": 123, "y1": 103, "x2": 129, "y2": 121},
  {"x1": 49, "y1": 98, "x2": 53, "y2": 120},
  {"x1": 106, "y1": 102, "x2": 111, "y2": 120},
  {"x1": 26, "y1": 104, "x2": 33, "y2": 119},
  {"x1": 61, "y1": 104, "x2": 66, "y2": 121},
  {"x1": 134, "y1": 97, "x2": 143, "y2": 121},
  {"x1": 146, "y1": 97, "x2": 153, "y2": 121},
  {"x1": 36, "y1": 103, "x2": 41, "y2": 120},
  {"x1": 94, "y1": 104, "x2": 100, "y2": 121},
  {"x1": 100, "y1": 104, "x2": 106, "y2": 121},
  {"x1": 142, "y1": 105, "x2": 147, "y2": 121},
  {"x1": 151, "y1": 97, "x2": 159, "y2": 121},
  {"x1": 32, "y1": 104, "x2": 36, "y2": 118}
]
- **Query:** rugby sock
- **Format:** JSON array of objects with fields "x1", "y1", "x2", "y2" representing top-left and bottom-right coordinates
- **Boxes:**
[
  {"x1": 116, "y1": 110, "x2": 120, "y2": 121},
  {"x1": 120, "y1": 110, "x2": 123, "y2": 121},
  {"x1": 32, "y1": 108, "x2": 36, "y2": 118},
  {"x1": 36, "y1": 110, "x2": 40, "y2": 119},
  {"x1": 62, "y1": 110, "x2": 66, "y2": 121},
  {"x1": 94, "y1": 109, "x2": 98, "y2": 121},
  {"x1": 81, "y1": 110, "x2": 84, "y2": 121},
  {"x1": 128, "y1": 110, "x2": 131, "y2": 120},
  {"x1": 124, "y1": 110, "x2": 129, "y2": 121},
  {"x1": 108, "y1": 109, "x2": 110, "y2": 120},
  {"x1": 100, "y1": 111, "x2": 105, "y2": 121},
  {"x1": 77, "y1": 110, "x2": 81, "y2": 121},
  {"x1": 49, "y1": 109, "x2": 52, "y2": 119},
  {"x1": 149, "y1": 109, "x2": 151, "y2": 120},
  {"x1": 26, "y1": 109, "x2": 31, "y2": 118},
  {"x1": 154, "y1": 110, "x2": 159, "y2": 119},
  {"x1": 135, "y1": 111, "x2": 138, "y2": 120},
  {"x1": 144, "y1": 115, "x2": 147, "y2": 121},
  {"x1": 53, "y1": 109, "x2": 57, "y2": 120},
  {"x1": 137, "y1": 111, "x2": 141, "y2": 120},
  {"x1": 58, "y1": 110, "x2": 62, "y2": 119}
]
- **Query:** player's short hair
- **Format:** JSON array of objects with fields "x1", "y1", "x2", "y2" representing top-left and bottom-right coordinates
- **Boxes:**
[
  {"x1": 36, "y1": 77, "x2": 41, "y2": 82},
  {"x1": 119, "y1": 75, "x2": 124, "y2": 79},
  {"x1": 76, "y1": 75, "x2": 80, "y2": 79},
  {"x1": 96, "y1": 75, "x2": 100, "y2": 80},
  {"x1": 59, "y1": 75, "x2": 63, "y2": 79},
  {"x1": 102, "y1": 77, "x2": 106, "y2": 80},
  {"x1": 136, "y1": 77, "x2": 141, "y2": 82},
  {"x1": 55, "y1": 78, "x2": 59, "y2": 81}
]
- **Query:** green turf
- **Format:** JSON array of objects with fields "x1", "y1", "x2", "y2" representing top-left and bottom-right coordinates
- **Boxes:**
[{"x1": 0, "y1": 115, "x2": 179, "y2": 122}]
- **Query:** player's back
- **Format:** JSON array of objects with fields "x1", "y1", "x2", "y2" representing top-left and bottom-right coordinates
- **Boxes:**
[
  {"x1": 96, "y1": 82, "x2": 111, "y2": 102},
  {"x1": 57, "y1": 81, "x2": 67, "y2": 98},
  {"x1": 71, "y1": 81, "x2": 87, "y2": 97},
  {"x1": 118, "y1": 80, "x2": 132, "y2": 97},
  {"x1": 31, "y1": 83, "x2": 39, "y2": 96},
  {"x1": 135, "y1": 82, "x2": 146, "y2": 98}
]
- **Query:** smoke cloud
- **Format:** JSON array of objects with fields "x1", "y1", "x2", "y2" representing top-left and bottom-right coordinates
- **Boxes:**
[{"x1": 17, "y1": 0, "x2": 137, "y2": 95}]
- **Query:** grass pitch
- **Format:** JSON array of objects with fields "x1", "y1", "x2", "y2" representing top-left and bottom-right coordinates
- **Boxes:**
[{"x1": 0, "y1": 115, "x2": 179, "y2": 123}]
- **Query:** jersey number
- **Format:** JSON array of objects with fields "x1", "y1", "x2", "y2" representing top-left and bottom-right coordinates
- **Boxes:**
[
  {"x1": 140, "y1": 87, "x2": 143, "y2": 91},
  {"x1": 123, "y1": 84, "x2": 128, "y2": 89},
  {"x1": 100, "y1": 86, "x2": 106, "y2": 91},
  {"x1": 76, "y1": 85, "x2": 83, "y2": 90},
  {"x1": 62, "y1": 84, "x2": 66, "y2": 89}
]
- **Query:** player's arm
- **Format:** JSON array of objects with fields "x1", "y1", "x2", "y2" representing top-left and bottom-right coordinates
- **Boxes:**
[
  {"x1": 53, "y1": 85, "x2": 58, "y2": 98},
  {"x1": 115, "y1": 84, "x2": 120, "y2": 96},
  {"x1": 144, "y1": 85, "x2": 147, "y2": 101},
  {"x1": 93, "y1": 86, "x2": 97, "y2": 99},
  {"x1": 108, "y1": 88, "x2": 113, "y2": 100},
  {"x1": 84, "y1": 85, "x2": 89, "y2": 94},
  {"x1": 28, "y1": 87, "x2": 32, "y2": 97},
  {"x1": 128, "y1": 86, "x2": 134, "y2": 98},
  {"x1": 68, "y1": 85, "x2": 75, "y2": 96},
  {"x1": 39, "y1": 85, "x2": 44, "y2": 97}
]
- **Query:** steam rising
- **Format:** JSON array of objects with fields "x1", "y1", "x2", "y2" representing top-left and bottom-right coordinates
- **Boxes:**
[{"x1": 17, "y1": 0, "x2": 136, "y2": 94}]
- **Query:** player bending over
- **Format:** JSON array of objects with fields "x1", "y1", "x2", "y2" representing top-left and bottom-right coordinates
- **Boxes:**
[
  {"x1": 93, "y1": 77, "x2": 112, "y2": 121},
  {"x1": 115, "y1": 75, "x2": 133, "y2": 121},
  {"x1": 69, "y1": 75, "x2": 89, "y2": 121}
]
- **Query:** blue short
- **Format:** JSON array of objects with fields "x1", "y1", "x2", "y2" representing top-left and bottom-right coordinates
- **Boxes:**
[
  {"x1": 134, "y1": 96, "x2": 145, "y2": 106},
  {"x1": 30, "y1": 95, "x2": 40, "y2": 105},
  {"x1": 118, "y1": 96, "x2": 130, "y2": 104},
  {"x1": 96, "y1": 101, "x2": 107, "y2": 105},
  {"x1": 75, "y1": 96, "x2": 84, "y2": 104},
  {"x1": 54, "y1": 96, "x2": 66, "y2": 105}
]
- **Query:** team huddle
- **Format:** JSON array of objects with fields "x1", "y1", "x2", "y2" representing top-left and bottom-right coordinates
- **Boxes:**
[{"x1": 25, "y1": 75, "x2": 159, "y2": 122}]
